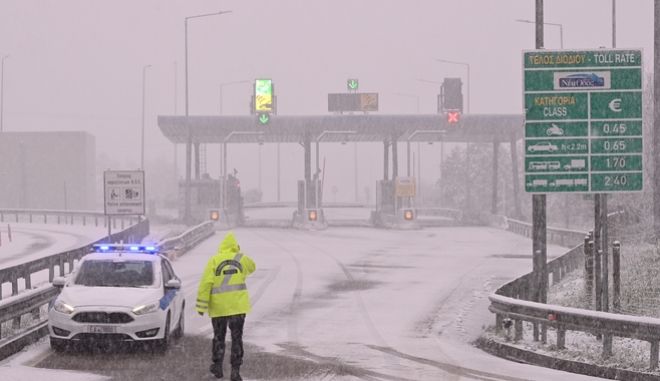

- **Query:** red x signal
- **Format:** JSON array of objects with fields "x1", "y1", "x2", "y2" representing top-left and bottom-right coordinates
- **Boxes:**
[{"x1": 447, "y1": 111, "x2": 460, "y2": 124}]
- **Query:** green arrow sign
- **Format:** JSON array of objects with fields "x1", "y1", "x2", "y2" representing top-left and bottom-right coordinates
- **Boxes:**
[
  {"x1": 258, "y1": 113, "x2": 270, "y2": 125},
  {"x1": 347, "y1": 79, "x2": 359, "y2": 91}
]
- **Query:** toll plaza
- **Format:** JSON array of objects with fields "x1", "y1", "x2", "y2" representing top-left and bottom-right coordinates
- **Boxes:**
[{"x1": 158, "y1": 113, "x2": 524, "y2": 228}]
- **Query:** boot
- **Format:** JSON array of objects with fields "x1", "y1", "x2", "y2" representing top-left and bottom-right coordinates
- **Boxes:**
[
  {"x1": 209, "y1": 363, "x2": 223, "y2": 379},
  {"x1": 230, "y1": 367, "x2": 242, "y2": 381}
]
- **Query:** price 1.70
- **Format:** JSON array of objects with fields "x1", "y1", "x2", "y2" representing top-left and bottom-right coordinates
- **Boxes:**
[{"x1": 590, "y1": 155, "x2": 642, "y2": 171}]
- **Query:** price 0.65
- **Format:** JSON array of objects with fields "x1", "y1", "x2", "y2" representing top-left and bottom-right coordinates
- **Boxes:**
[{"x1": 603, "y1": 140, "x2": 626, "y2": 152}]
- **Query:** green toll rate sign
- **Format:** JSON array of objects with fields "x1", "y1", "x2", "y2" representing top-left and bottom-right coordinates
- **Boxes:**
[{"x1": 523, "y1": 49, "x2": 643, "y2": 193}]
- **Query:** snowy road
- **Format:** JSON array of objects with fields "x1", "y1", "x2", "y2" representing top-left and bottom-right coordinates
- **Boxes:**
[{"x1": 8, "y1": 227, "x2": 605, "y2": 380}]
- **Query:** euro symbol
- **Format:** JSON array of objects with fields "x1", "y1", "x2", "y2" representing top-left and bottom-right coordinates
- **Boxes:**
[{"x1": 608, "y1": 98, "x2": 622, "y2": 112}]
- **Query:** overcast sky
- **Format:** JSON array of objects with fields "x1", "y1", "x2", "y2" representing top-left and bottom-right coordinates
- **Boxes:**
[{"x1": 0, "y1": 1, "x2": 654, "y2": 202}]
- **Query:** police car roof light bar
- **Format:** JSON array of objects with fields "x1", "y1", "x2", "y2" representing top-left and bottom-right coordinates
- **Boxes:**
[{"x1": 92, "y1": 244, "x2": 159, "y2": 254}]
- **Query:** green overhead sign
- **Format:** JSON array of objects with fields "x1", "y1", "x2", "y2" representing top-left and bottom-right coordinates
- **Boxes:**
[
  {"x1": 257, "y1": 112, "x2": 270, "y2": 125},
  {"x1": 347, "y1": 78, "x2": 359, "y2": 91},
  {"x1": 524, "y1": 49, "x2": 643, "y2": 193}
]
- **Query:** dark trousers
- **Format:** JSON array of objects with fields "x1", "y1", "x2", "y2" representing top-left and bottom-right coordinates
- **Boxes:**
[{"x1": 211, "y1": 314, "x2": 245, "y2": 368}]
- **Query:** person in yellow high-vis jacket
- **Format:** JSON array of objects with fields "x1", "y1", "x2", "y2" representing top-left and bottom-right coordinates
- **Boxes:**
[{"x1": 197, "y1": 232, "x2": 256, "y2": 381}]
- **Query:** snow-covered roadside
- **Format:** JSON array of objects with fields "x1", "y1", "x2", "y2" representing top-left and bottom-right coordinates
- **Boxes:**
[
  {"x1": 0, "y1": 337, "x2": 108, "y2": 381},
  {"x1": 483, "y1": 240, "x2": 660, "y2": 377}
]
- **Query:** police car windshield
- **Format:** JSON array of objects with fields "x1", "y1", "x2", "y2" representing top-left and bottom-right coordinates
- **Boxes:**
[{"x1": 74, "y1": 260, "x2": 154, "y2": 287}]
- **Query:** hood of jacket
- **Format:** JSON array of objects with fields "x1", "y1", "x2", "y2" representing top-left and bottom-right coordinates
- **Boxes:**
[{"x1": 218, "y1": 232, "x2": 239, "y2": 256}]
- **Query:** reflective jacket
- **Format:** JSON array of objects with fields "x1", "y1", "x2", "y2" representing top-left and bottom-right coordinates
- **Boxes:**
[{"x1": 196, "y1": 232, "x2": 256, "y2": 317}]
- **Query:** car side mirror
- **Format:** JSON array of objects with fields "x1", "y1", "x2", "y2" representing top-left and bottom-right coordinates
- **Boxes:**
[
  {"x1": 53, "y1": 277, "x2": 66, "y2": 288},
  {"x1": 165, "y1": 279, "x2": 181, "y2": 290}
]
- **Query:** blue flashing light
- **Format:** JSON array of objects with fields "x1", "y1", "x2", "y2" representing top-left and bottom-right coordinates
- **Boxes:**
[{"x1": 92, "y1": 244, "x2": 159, "y2": 254}]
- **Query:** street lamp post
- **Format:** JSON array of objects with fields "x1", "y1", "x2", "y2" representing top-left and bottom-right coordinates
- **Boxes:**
[
  {"x1": 316, "y1": 131, "x2": 356, "y2": 207},
  {"x1": 218, "y1": 79, "x2": 249, "y2": 184},
  {"x1": 515, "y1": 19, "x2": 563, "y2": 49},
  {"x1": 1, "y1": 55, "x2": 9, "y2": 133},
  {"x1": 183, "y1": 10, "x2": 232, "y2": 223},
  {"x1": 435, "y1": 59, "x2": 470, "y2": 113},
  {"x1": 417, "y1": 78, "x2": 446, "y2": 184},
  {"x1": 141, "y1": 64, "x2": 152, "y2": 170}
]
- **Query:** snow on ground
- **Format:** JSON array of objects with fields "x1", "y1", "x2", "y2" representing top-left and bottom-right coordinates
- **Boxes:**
[
  {"x1": 0, "y1": 338, "x2": 109, "y2": 381},
  {"x1": 0, "y1": 223, "x2": 106, "y2": 268},
  {"x1": 0, "y1": 223, "x2": 108, "y2": 299},
  {"x1": 484, "y1": 239, "x2": 660, "y2": 376},
  {"x1": 3, "y1": 226, "x2": 608, "y2": 380}
]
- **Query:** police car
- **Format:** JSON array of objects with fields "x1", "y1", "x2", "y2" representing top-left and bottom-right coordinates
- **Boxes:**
[{"x1": 48, "y1": 244, "x2": 185, "y2": 352}]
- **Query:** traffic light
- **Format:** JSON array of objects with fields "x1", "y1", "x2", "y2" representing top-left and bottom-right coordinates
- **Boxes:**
[
  {"x1": 403, "y1": 209, "x2": 414, "y2": 221},
  {"x1": 441, "y1": 77, "x2": 463, "y2": 112},
  {"x1": 308, "y1": 209, "x2": 318, "y2": 221},
  {"x1": 209, "y1": 210, "x2": 220, "y2": 221},
  {"x1": 447, "y1": 111, "x2": 461, "y2": 124}
]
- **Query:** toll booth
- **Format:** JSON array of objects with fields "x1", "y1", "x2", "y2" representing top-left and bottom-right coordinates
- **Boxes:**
[
  {"x1": 376, "y1": 180, "x2": 395, "y2": 214},
  {"x1": 224, "y1": 174, "x2": 244, "y2": 226},
  {"x1": 178, "y1": 175, "x2": 244, "y2": 225},
  {"x1": 178, "y1": 178, "x2": 222, "y2": 223},
  {"x1": 372, "y1": 177, "x2": 417, "y2": 228},
  {"x1": 294, "y1": 179, "x2": 325, "y2": 228}
]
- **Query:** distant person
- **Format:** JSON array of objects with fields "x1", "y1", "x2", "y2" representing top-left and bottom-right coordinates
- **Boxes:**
[{"x1": 196, "y1": 232, "x2": 256, "y2": 380}]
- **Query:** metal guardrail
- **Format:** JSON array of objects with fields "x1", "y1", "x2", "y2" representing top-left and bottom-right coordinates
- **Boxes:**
[
  {"x1": 506, "y1": 218, "x2": 588, "y2": 247},
  {"x1": 158, "y1": 221, "x2": 215, "y2": 259},
  {"x1": 489, "y1": 212, "x2": 660, "y2": 371},
  {"x1": 415, "y1": 207, "x2": 463, "y2": 221},
  {"x1": 0, "y1": 208, "x2": 139, "y2": 228}
]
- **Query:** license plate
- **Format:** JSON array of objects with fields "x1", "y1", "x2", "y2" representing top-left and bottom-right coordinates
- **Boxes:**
[{"x1": 87, "y1": 325, "x2": 117, "y2": 334}]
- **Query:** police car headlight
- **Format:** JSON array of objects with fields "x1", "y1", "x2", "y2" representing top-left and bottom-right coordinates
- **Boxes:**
[
  {"x1": 53, "y1": 300, "x2": 75, "y2": 315},
  {"x1": 132, "y1": 301, "x2": 160, "y2": 315}
]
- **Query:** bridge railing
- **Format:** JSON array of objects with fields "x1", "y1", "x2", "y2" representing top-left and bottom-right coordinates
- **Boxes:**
[{"x1": 489, "y1": 211, "x2": 660, "y2": 370}]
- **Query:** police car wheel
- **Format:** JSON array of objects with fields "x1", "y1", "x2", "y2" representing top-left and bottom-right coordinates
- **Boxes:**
[
  {"x1": 173, "y1": 304, "x2": 185, "y2": 340},
  {"x1": 154, "y1": 313, "x2": 171, "y2": 353}
]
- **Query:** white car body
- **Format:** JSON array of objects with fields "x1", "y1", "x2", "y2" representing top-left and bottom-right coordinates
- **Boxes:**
[{"x1": 48, "y1": 248, "x2": 185, "y2": 351}]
